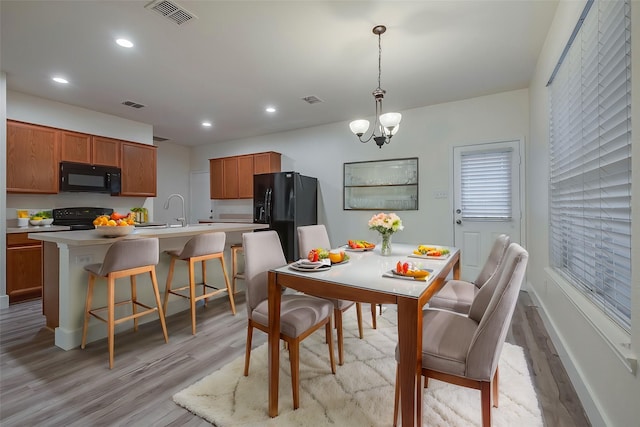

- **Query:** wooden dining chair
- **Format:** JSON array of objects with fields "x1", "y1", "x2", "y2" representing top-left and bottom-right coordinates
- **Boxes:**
[
  {"x1": 428, "y1": 234, "x2": 510, "y2": 314},
  {"x1": 243, "y1": 230, "x2": 336, "y2": 410},
  {"x1": 392, "y1": 243, "x2": 528, "y2": 427},
  {"x1": 297, "y1": 224, "x2": 367, "y2": 365}
]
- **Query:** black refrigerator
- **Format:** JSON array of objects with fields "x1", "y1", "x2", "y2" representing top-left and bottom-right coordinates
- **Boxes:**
[{"x1": 253, "y1": 172, "x2": 318, "y2": 261}]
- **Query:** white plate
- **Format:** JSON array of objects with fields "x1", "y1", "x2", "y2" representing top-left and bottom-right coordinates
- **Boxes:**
[
  {"x1": 289, "y1": 262, "x2": 331, "y2": 272},
  {"x1": 408, "y1": 253, "x2": 451, "y2": 260},
  {"x1": 331, "y1": 258, "x2": 350, "y2": 266},
  {"x1": 383, "y1": 268, "x2": 433, "y2": 281},
  {"x1": 342, "y1": 244, "x2": 375, "y2": 252}
]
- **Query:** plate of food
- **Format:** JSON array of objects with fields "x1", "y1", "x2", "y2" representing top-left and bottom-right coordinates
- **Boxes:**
[
  {"x1": 385, "y1": 261, "x2": 433, "y2": 281},
  {"x1": 289, "y1": 259, "x2": 331, "y2": 272},
  {"x1": 328, "y1": 250, "x2": 350, "y2": 265},
  {"x1": 409, "y1": 245, "x2": 451, "y2": 259},
  {"x1": 344, "y1": 240, "x2": 376, "y2": 252}
]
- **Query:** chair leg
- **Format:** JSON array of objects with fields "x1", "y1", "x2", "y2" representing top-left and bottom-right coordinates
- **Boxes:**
[
  {"x1": 150, "y1": 268, "x2": 169, "y2": 343},
  {"x1": 393, "y1": 364, "x2": 400, "y2": 427},
  {"x1": 355, "y1": 303, "x2": 364, "y2": 339},
  {"x1": 219, "y1": 256, "x2": 236, "y2": 315},
  {"x1": 326, "y1": 320, "x2": 336, "y2": 374},
  {"x1": 163, "y1": 257, "x2": 176, "y2": 316},
  {"x1": 289, "y1": 339, "x2": 300, "y2": 409},
  {"x1": 335, "y1": 309, "x2": 344, "y2": 365},
  {"x1": 201, "y1": 259, "x2": 208, "y2": 307},
  {"x1": 480, "y1": 381, "x2": 492, "y2": 427},
  {"x1": 243, "y1": 324, "x2": 253, "y2": 376},
  {"x1": 493, "y1": 367, "x2": 499, "y2": 407},
  {"x1": 188, "y1": 259, "x2": 197, "y2": 335},
  {"x1": 130, "y1": 275, "x2": 138, "y2": 332},
  {"x1": 231, "y1": 247, "x2": 238, "y2": 294},
  {"x1": 107, "y1": 276, "x2": 115, "y2": 369},
  {"x1": 371, "y1": 303, "x2": 377, "y2": 329},
  {"x1": 81, "y1": 274, "x2": 96, "y2": 349}
]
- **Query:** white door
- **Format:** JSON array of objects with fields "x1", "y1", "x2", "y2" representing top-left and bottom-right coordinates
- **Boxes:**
[
  {"x1": 189, "y1": 171, "x2": 211, "y2": 224},
  {"x1": 453, "y1": 139, "x2": 523, "y2": 282}
]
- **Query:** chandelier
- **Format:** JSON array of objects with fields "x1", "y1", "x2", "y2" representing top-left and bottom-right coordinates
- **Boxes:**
[{"x1": 349, "y1": 25, "x2": 402, "y2": 149}]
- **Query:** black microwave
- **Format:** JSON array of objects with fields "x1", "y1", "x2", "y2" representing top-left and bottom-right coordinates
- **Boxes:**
[{"x1": 59, "y1": 162, "x2": 121, "y2": 195}]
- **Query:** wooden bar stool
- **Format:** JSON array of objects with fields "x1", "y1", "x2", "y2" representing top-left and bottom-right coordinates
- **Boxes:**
[
  {"x1": 81, "y1": 237, "x2": 169, "y2": 369},
  {"x1": 230, "y1": 243, "x2": 245, "y2": 294},
  {"x1": 163, "y1": 232, "x2": 236, "y2": 335}
]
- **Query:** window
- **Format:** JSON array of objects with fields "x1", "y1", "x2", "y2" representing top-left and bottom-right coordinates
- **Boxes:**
[
  {"x1": 548, "y1": 0, "x2": 632, "y2": 331},
  {"x1": 460, "y1": 149, "x2": 513, "y2": 220}
]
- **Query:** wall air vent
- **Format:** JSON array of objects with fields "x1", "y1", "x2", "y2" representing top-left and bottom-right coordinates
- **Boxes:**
[
  {"x1": 153, "y1": 136, "x2": 169, "y2": 142},
  {"x1": 145, "y1": 0, "x2": 197, "y2": 26},
  {"x1": 122, "y1": 100, "x2": 146, "y2": 109},
  {"x1": 302, "y1": 95, "x2": 324, "y2": 105}
]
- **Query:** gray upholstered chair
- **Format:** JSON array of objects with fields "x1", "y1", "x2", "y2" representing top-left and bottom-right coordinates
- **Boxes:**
[
  {"x1": 393, "y1": 242, "x2": 528, "y2": 427},
  {"x1": 429, "y1": 234, "x2": 510, "y2": 314},
  {"x1": 243, "y1": 230, "x2": 336, "y2": 410},
  {"x1": 163, "y1": 232, "x2": 236, "y2": 335},
  {"x1": 297, "y1": 224, "x2": 365, "y2": 365},
  {"x1": 81, "y1": 237, "x2": 169, "y2": 369}
]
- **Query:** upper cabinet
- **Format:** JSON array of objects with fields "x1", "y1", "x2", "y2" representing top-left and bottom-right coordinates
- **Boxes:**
[
  {"x1": 210, "y1": 151, "x2": 281, "y2": 199},
  {"x1": 120, "y1": 142, "x2": 157, "y2": 197},
  {"x1": 91, "y1": 136, "x2": 121, "y2": 167},
  {"x1": 7, "y1": 121, "x2": 59, "y2": 194}
]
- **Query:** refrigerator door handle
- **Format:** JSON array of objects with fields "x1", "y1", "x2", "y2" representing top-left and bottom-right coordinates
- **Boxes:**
[{"x1": 266, "y1": 188, "x2": 272, "y2": 223}]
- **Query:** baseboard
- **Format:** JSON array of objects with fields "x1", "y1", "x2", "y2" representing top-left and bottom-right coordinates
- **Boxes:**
[
  {"x1": 0, "y1": 294, "x2": 9, "y2": 309},
  {"x1": 526, "y1": 284, "x2": 608, "y2": 427}
]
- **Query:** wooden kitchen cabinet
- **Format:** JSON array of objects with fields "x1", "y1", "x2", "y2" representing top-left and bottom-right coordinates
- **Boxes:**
[
  {"x1": 120, "y1": 142, "x2": 157, "y2": 196},
  {"x1": 91, "y1": 136, "x2": 121, "y2": 167},
  {"x1": 60, "y1": 130, "x2": 92, "y2": 163},
  {"x1": 6, "y1": 233, "x2": 43, "y2": 303},
  {"x1": 6, "y1": 121, "x2": 59, "y2": 194},
  {"x1": 237, "y1": 155, "x2": 254, "y2": 198},
  {"x1": 209, "y1": 151, "x2": 280, "y2": 199}
]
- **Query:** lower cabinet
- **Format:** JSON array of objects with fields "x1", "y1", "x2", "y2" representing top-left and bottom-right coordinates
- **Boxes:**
[{"x1": 6, "y1": 233, "x2": 43, "y2": 303}]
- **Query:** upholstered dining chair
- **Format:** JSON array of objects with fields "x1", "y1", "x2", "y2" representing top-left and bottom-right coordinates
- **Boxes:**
[
  {"x1": 243, "y1": 230, "x2": 336, "y2": 410},
  {"x1": 429, "y1": 234, "x2": 510, "y2": 314},
  {"x1": 393, "y1": 242, "x2": 528, "y2": 427},
  {"x1": 297, "y1": 224, "x2": 366, "y2": 365}
]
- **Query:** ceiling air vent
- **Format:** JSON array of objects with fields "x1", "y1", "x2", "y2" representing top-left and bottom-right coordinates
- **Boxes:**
[
  {"x1": 122, "y1": 100, "x2": 146, "y2": 109},
  {"x1": 302, "y1": 95, "x2": 323, "y2": 105},
  {"x1": 145, "y1": 0, "x2": 197, "y2": 26},
  {"x1": 153, "y1": 136, "x2": 169, "y2": 142}
]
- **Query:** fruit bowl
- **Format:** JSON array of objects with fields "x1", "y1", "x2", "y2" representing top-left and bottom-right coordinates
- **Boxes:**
[
  {"x1": 94, "y1": 225, "x2": 135, "y2": 237},
  {"x1": 41, "y1": 218, "x2": 54, "y2": 226},
  {"x1": 29, "y1": 219, "x2": 42, "y2": 226}
]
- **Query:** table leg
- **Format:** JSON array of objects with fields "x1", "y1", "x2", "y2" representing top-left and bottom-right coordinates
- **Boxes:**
[
  {"x1": 268, "y1": 271, "x2": 282, "y2": 417},
  {"x1": 453, "y1": 255, "x2": 461, "y2": 280},
  {"x1": 397, "y1": 296, "x2": 422, "y2": 426}
]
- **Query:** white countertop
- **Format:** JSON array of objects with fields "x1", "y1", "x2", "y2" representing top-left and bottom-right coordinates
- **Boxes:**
[
  {"x1": 7, "y1": 225, "x2": 71, "y2": 234},
  {"x1": 28, "y1": 223, "x2": 268, "y2": 246}
]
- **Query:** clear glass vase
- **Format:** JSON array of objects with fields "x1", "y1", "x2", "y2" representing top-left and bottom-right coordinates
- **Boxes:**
[{"x1": 380, "y1": 232, "x2": 393, "y2": 256}]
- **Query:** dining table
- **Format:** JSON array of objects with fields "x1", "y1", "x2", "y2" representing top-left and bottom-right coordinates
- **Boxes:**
[{"x1": 267, "y1": 242, "x2": 460, "y2": 427}]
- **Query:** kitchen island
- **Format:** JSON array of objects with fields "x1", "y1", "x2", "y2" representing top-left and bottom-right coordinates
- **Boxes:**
[{"x1": 29, "y1": 223, "x2": 267, "y2": 350}]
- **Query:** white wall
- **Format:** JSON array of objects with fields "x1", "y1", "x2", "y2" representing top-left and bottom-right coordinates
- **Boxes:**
[
  {"x1": 154, "y1": 140, "x2": 191, "y2": 226},
  {"x1": 5, "y1": 91, "x2": 156, "y2": 220},
  {"x1": 1, "y1": 73, "x2": 8, "y2": 308},
  {"x1": 190, "y1": 89, "x2": 529, "y2": 248},
  {"x1": 528, "y1": 1, "x2": 640, "y2": 426}
]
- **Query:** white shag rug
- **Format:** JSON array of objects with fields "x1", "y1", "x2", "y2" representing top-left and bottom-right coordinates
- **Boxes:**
[{"x1": 174, "y1": 308, "x2": 543, "y2": 427}]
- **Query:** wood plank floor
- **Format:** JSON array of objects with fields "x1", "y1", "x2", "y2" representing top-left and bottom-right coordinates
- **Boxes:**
[{"x1": 0, "y1": 291, "x2": 590, "y2": 426}]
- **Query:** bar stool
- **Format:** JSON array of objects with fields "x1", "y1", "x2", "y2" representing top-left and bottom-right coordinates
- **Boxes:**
[
  {"x1": 163, "y1": 232, "x2": 236, "y2": 335},
  {"x1": 81, "y1": 237, "x2": 169, "y2": 369},
  {"x1": 230, "y1": 243, "x2": 245, "y2": 294}
]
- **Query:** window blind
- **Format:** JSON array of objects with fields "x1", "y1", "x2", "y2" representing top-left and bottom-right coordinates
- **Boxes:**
[
  {"x1": 549, "y1": 0, "x2": 632, "y2": 331},
  {"x1": 460, "y1": 149, "x2": 512, "y2": 220}
]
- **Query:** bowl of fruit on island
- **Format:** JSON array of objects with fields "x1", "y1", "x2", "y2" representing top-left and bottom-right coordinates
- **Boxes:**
[{"x1": 93, "y1": 212, "x2": 135, "y2": 237}]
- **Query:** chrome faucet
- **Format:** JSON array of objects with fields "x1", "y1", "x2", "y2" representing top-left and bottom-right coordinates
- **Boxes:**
[{"x1": 164, "y1": 193, "x2": 186, "y2": 227}]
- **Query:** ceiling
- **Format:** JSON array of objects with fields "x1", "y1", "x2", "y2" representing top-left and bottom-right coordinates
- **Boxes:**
[{"x1": 1, "y1": 0, "x2": 558, "y2": 147}]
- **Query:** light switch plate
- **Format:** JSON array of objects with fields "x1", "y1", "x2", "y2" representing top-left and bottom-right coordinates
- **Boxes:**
[{"x1": 433, "y1": 190, "x2": 448, "y2": 199}]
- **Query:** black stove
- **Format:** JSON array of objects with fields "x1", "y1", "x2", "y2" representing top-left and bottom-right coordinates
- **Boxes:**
[{"x1": 53, "y1": 207, "x2": 114, "y2": 230}]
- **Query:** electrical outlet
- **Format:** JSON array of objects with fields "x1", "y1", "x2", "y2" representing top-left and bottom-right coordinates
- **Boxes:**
[
  {"x1": 433, "y1": 190, "x2": 448, "y2": 199},
  {"x1": 76, "y1": 255, "x2": 93, "y2": 264}
]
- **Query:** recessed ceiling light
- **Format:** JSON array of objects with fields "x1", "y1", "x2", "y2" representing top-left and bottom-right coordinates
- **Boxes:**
[
  {"x1": 265, "y1": 106, "x2": 276, "y2": 113},
  {"x1": 52, "y1": 77, "x2": 69, "y2": 84},
  {"x1": 202, "y1": 121, "x2": 212, "y2": 127},
  {"x1": 116, "y1": 38, "x2": 134, "y2": 48}
]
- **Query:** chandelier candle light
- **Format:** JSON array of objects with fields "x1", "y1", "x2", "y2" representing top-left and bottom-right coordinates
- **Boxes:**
[
  {"x1": 350, "y1": 25, "x2": 402, "y2": 149},
  {"x1": 368, "y1": 212, "x2": 403, "y2": 256}
]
